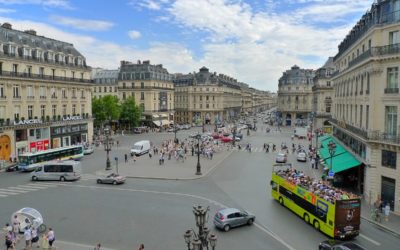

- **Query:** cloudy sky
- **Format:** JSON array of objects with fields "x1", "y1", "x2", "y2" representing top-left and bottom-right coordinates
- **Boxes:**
[{"x1": 0, "y1": 0, "x2": 373, "y2": 91}]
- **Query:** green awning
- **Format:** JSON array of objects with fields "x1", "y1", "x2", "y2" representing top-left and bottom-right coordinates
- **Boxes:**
[{"x1": 318, "y1": 135, "x2": 361, "y2": 173}]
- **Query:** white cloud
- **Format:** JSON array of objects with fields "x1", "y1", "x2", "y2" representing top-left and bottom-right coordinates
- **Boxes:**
[
  {"x1": 50, "y1": 15, "x2": 114, "y2": 31},
  {"x1": 128, "y1": 30, "x2": 141, "y2": 40},
  {"x1": 0, "y1": 8, "x2": 15, "y2": 13},
  {"x1": 137, "y1": 0, "x2": 162, "y2": 10}
]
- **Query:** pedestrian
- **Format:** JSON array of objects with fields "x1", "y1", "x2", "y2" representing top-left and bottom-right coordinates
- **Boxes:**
[
  {"x1": 149, "y1": 151, "x2": 152, "y2": 158},
  {"x1": 315, "y1": 155, "x2": 320, "y2": 169},
  {"x1": 24, "y1": 226, "x2": 32, "y2": 250},
  {"x1": 5, "y1": 231, "x2": 15, "y2": 250},
  {"x1": 117, "y1": 140, "x2": 119, "y2": 147},
  {"x1": 47, "y1": 227, "x2": 55, "y2": 249},
  {"x1": 191, "y1": 146, "x2": 194, "y2": 156},
  {"x1": 31, "y1": 226, "x2": 39, "y2": 248},
  {"x1": 384, "y1": 203, "x2": 390, "y2": 222},
  {"x1": 311, "y1": 158, "x2": 315, "y2": 169},
  {"x1": 138, "y1": 243, "x2": 145, "y2": 250},
  {"x1": 94, "y1": 243, "x2": 101, "y2": 250},
  {"x1": 41, "y1": 233, "x2": 49, "y2": 249},
  {"x1": 125, "y1": 154, "x2": 128, "y2": 163},
  {"x1": 12, "y1": 215, "x2": 20, "y2": 239}
]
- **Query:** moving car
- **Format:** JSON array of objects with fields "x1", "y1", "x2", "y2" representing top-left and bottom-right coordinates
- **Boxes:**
[
  {"x1": 130, "y1": 140, "x2": 151, "y2": 156},
  {"x1": 296, "y1": 151, "x2": 307, "y2": 162},
  {"x1": 96, "y1": 173, "x2": 126, "y2": 185},
  {"x1": 275, "y1": 152, "x2": 287, "y2": 163},
  {"x1": 83, "y1": 145, "x2": 94, "y2": 155},
  {"x1": 319, "y1": 240, "x2": 366, "y2": 250},
  {"x1": 220, "y1": 136, "x2": 233, "y2": 143},
  {"x1": 213, "y1": 208, "x2": 255, "y2": 232}
]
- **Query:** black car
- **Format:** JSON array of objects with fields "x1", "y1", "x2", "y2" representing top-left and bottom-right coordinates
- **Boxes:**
[
  {"x1": 319, "y1": 240, "x2": 366, "y2": 250},
  {"x1": 5, "y1": 163, "x2": 19, "y2": 172}
]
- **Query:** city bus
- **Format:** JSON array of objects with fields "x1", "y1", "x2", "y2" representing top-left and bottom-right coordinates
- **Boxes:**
[
  {"x1": 270, "y1": 163, "x2": 361, "y2": 239},
  {"x1": 18, "y1": 145, "x2": 84, "y2": 172}
]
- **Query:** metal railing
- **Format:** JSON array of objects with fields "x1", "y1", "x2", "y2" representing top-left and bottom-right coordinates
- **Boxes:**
[
  {"x1": 384, "y1": 87, "x2": 399, "y2": 94},
  {"x1": 0, "y1": 70, "x2": 93, "y2": 83}
]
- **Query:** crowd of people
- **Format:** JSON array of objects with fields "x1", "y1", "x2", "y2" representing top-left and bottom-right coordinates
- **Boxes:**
[{"x1": 276, "y1": 167, "x2": 359, "y2": 205}]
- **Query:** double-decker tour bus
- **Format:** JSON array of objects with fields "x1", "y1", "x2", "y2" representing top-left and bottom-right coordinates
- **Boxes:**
[
  {"x1": 18, "y1": 145, "x2": 84, "y2": 172},
  {"x1": 270, "y1": 163, "x2": 361, "y2": 239}
]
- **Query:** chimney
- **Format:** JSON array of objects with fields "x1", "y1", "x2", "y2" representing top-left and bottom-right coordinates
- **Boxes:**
[
  {"x1": 1, "y1": 22, "x2": 12, "y2": 29},
  {"x1": 24, "y1": 29, "x2": 37, "y2": 36},
  {"x1": 137, "y1": 60, "x2": 141, "y2": 64}
]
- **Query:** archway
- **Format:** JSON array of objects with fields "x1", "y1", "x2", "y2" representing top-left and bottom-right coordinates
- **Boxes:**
[
  {"x1": 285, "y1": 114, "x2": 292, "y2": 126},
  {"x1": 0, "y1": 135, "x2": 11, "y2": 161}
]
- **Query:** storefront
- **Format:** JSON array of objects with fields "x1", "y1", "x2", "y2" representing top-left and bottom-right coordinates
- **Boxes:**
[
  {"x1": 50, "y1": 123, "x2": 88, "y2": 148},
  {"x1": 15, "y1": 122, "x2": 51, "y2": 154}
]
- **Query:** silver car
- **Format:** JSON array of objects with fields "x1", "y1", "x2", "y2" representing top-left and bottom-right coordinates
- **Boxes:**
[
  {"x1": 213, "y1": 208, "x2": 255, "y2": 232},
  {"x1": 96, "y1": 173, "x2": 126, "y2": 185}
]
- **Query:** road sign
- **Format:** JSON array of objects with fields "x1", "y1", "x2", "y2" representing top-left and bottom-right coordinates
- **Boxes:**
[{"x1": 328, "y1": 170, "x2": 334, "y2": 179}]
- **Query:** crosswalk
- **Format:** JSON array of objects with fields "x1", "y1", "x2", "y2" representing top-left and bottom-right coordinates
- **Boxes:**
[{"x1": 0, "y1": 173, "x2": 100, "y2": 198}]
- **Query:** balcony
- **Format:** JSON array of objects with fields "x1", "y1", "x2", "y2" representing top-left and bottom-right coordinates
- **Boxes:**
[
  {"x1": 0, "y1": 70, "x2": 93, "y2": 84},
  {"x1": 368, "y1": 131, "x2": 400, "y2": 145},
  {"x1": 384, "y1": 87, "x2": 399, "y2": 94},
  {"x1": 329, "y1": 117, "x2": 368, "y2": 139}
]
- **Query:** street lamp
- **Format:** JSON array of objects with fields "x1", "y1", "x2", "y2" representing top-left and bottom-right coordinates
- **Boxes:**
[
  {"x1": 328, "y1": 140, "x2": 336, "y2": 172},
  {"x1": 232, "y1": 126, "x2": 237, "y2": 147},
  {"x1": 174, "y1": 123, "x2": 178, "y2": 143},
  {"x1": 183, "y1": 205, "x2": 217, "y2": 250},
  {"x1": 104, "y1": 127, "x2": 112, "y2": 170},
  {"x1": 195, "y1": 133, "x2": 202, "y2": 175}
]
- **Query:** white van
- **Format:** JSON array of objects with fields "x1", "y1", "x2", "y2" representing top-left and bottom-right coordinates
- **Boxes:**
[
  {"x1": 130, "y1": 140, "x2": 151, "y2": 156},
  {"x1": 30, "y1": 160, "x2": 81, "y2": 181}
]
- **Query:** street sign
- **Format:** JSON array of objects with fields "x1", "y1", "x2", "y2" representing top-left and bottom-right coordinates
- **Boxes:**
[{"x1": 328, "y1": 170, "x2": 334, "y2": 179}]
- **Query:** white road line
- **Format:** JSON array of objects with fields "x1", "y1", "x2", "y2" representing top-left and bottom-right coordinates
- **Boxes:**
[
  {"x1": 0, "y1": 193, "x2": 8, "y2": 197},
  {"x1": 66, "y1": 184, "x2": 296, "y2": 250},
  {"x1": 0, "y1": 190, "x2": 19, "y2": 195},
  {"x1": 23, "y1": 184, "x2": 51, "y2": 189},
  {"x1": 0, "y1": 188, "x2": 28, "y2": 193},
  {"x1": 9, "y1": 186, "x2": 40, "y2": 191},
  {"x1": 359, "y1": 233, "x2": 381, "y2": 246},
  {"x1": 29, "y1": 182, "x2": 60, "y2": 187}
]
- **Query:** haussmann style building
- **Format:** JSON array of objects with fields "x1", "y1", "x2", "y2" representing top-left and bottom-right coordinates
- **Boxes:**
[{"x1": 0, "y1": 23, "x2": 93, "y2": 161}]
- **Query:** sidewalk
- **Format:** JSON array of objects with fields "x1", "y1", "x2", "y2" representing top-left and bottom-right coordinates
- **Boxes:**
[
  {"x1": 12, "y1": 239, "x2": 116, "y2": 250},
  {"x1": 97, "y1": 145, "x2": 234, "y2": 180}
]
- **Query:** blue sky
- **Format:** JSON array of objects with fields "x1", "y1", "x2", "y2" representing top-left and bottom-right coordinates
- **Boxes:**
[{"x1": 0, "y1": 0, "x2": 373, "y2": 91}]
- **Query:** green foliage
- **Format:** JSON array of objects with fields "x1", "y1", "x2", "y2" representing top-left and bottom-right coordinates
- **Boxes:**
[
  {"x1": 92, "y1": 95, "x2": 121, "y2": 127},
  {"x1": 120, "y1": 96, "x2": 142, "y2": 128}
]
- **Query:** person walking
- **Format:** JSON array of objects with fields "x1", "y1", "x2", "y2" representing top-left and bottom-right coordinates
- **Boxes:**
[
  {"x1": 12, "y1": 215, "x2": 20, "y2": 240},
  {"x1": 310, "y1": 157, "x2": 315, "y2": 169},
  {"x1": 31, "y1": 226, "x2": 39, "y2": 248},
  {"x1": 124, "y1": 154, "x2": 128, "y2": 163},
  {"x1": 384, "y1": 203, "x2": 390, "y2": 222},
  {"x1": 94, "y1": 243, "x2": 101, "y2": 250},
  {"x1": 41, "y1": 233, "x2": 49, "y2": 249},
  {"x1": 138, "y1": 243, "x2": 145, "y2": 250},
  {"x1": 24, "y1": 226, "x2": 32, "y2": 250},
  {"x1": 47, "y1": 228, "x2": 55, "y2": 249}
]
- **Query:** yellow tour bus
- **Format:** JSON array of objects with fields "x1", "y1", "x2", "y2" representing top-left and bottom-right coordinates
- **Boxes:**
[{"x1": 270, "y1": 163, "x2": 361, "y2": 239}]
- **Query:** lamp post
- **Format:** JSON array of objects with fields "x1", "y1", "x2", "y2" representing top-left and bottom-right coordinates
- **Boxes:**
[
  {"x1": 232, "y1": 126, "x2": 236, "y2": 147},
  {"x1": 328, "y1": 140, "x2": 336, "y2": 172},
  {"x1": 184, "y1": 205, "x2": 217, "y2": 250},
  {"x1": 174, "y1": 123, "x2": 177, "y2": 142},
  {"x1": 195, "y1": 133, "x2": 202, "y2": 175},
  {"x1": 104, "y1": 127, "x2": 112, "y2": 170}
]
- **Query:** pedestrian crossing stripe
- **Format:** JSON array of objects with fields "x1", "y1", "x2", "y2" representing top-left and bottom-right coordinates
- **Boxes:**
[
  {"x1": 0, "y1": 188, "x2": 28, "y2": 194},
  {"x1": 0, "y1": 190, "x2": 20, "y2": 195},
  {"x1": 8, "y1": 186, "x2": 40, "y2": 191},
  {"x1": 24, "y1": 183, "x2": 57, "y2": 188},
  {"x1": 0, "y1": 193, "x2": 7, "y2": 197}
]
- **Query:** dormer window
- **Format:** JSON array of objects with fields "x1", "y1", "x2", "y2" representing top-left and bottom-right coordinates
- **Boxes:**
[{"x1": 9, "y1": 45, "x2": 16, "y2": 55}]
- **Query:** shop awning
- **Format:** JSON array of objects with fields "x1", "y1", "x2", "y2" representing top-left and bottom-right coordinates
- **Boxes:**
[
  {"x1": 152, "y1": 121, "x2": 161, "y2": 127},
  {"x1": 318, "y1": 135, "x2": 361, "y2": 173},
  {"x1": 160, "y1": 119, "x2": 170, "y2": 126},
  {"x1": 152, "y1": 114, "x2": 159, "y2": 119}
]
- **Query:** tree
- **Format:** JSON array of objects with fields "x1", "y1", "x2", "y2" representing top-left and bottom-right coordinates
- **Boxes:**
[
  {"x1": 120, "y1": 96, "x2": 142, "y2": 130},
  {"x1": 92, "y1": 95, "x2": 121, "y2": 128}
]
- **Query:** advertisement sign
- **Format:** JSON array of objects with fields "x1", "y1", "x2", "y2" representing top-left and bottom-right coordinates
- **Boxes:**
[
  {"x1": 159, "y1": 92, "x2": 168, "y2": 111},
  {"x1": 29, "y1": 139, "x2": 50, "y2": 152},
  {"x1": 335, "y1": 199, "x2": 361, "y2": 234}
]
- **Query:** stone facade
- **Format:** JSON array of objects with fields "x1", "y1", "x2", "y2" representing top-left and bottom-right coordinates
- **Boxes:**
[
  {"x1": 92, "y1": 68, "x2": 118, "y2": 99},
  {"x1": 0, "y1": 23, "x2": 93, "y2": 160},
  {"x1": 331, "y1": 0, "x2": 400, "y2": 212},
  {"x1": 277, "y1": 65, "x2": 315, "y2": 126}
]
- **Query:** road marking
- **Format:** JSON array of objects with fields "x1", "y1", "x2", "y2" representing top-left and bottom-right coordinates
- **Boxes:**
[
  {"x1": 65, "y1": 183, "x2": 296, "y2": 250},
  {"x1": 0, "y1": 190, "x2": 19, "y2": 195},
  {"x1": 0, "y1": 188, "x2": 28, "y2": 193},
  {"x1": 0, "y1": 193, "x2": 8, "y2": 197},
  {"x1": 24, "y1": 184, "x2": 56, "y2": 188},
  {"x1": 359, "y1": 233, "x2": 381, "y2": 246},
  {"x1": 10, "y1": 186, "x2": 41, "y2": 191}
]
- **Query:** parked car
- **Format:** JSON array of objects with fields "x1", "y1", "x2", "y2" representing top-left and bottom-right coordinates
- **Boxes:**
[
  {"x1": 166, "y1": 127, "x2": 175, "y2": 133},
  {"x1": 221, "y1": 136, "x2": 233, "y2": 143},
  {"x1": 213, "y1": 208, "x2": 255, "y2": 232},
  {"x1": 96, "y1": 173, "x2": 126, "y2": 185},
  {"x1": 130, "y1": 140, "x2": 151, "y2": 156},
  {"x1": 275, "y1": 152, "x2": 288, "y2": 163},
  {"x1": 296, "y1": 151, "x2": 307, "y2": 162},
  {"x1": 83, "y1": 145, "x2": 94, "y2": 155},
  {"x1": 319, "y1": 240, "x2": 366, "y2": 250}
]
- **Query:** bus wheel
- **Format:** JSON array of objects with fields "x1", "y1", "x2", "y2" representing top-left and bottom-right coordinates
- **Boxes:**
[
  {"x1": 303, "y1": 213, "x2": 309, "y2": 224},
  {"x1": 60, "y1": 176, "x2": 65, "y2": 182},
  {"x1": 313, "y1": 220, "x2": 320, "y2": 231},
  {"x1": 32, "y1": 176, "x2": 38, "y2": 181},
  {"x1": 278, "y1": 197, "x2": 284, "y2": 206}
]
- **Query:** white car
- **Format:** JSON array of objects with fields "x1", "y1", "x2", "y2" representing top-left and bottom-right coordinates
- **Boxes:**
[
  {"x1": 297, "y1": 151, "x2": 307, "y2": 162},
  {"x1": 275, "y1": 153, "x2": 287, "y2": 163},
  {"x1": 83, "y1": 146, "x2": 94, "y2": 155}
]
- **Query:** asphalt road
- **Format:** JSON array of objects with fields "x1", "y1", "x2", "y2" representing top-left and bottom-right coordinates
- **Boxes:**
[{"x1": 0, "y1": 120, "x2": 399, "y2": 250}]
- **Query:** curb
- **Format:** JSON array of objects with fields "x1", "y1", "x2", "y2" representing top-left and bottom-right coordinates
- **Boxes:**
[
  {"x1": 361, "y1": 216, "x2": 400, "y2": 238},
  {"x1": 95, "y1": 150, "x2": 234, "y2": 181}
]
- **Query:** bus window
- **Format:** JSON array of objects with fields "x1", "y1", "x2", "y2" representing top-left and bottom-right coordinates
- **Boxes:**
[
  {"x1": 61, "y1": 165, "x2": 73, "y2": 172},
  {"x1": 270, "y1": 181, "x2": 278, "y2": 191}
]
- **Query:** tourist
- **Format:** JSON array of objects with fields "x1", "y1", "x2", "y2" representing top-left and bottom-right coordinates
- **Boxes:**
[
  {"x1": 24, "y1": 226, "x2": 32, "y2": 250},
  {"x1": 47, "y1": 227, "x2": 55, "y2": 249}
]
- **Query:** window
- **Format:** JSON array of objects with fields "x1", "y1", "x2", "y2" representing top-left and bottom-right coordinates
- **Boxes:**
[
  {"x1": 62, "y1": 88, "x2": 67, "y2": 98},
  {"x1": 0, "y1": 84, "x2": 4, "y2": 97},
  {"x1": 52, "y1": 105, "x2": 57, "y2": 116},
  {"x1": 72, "y1": 89, "x2": 76, "y2": 98},
  {"x1": 13, "y1": 85, "x2": 20, "y2": 98},
  {"x1": 103, "y1": 87, "x2": 106, "y2": 93},
  {"x1": 360, "y1": 105, "x2": 363, "y2": 127},
  {"x1": 385, "y1": 106, "x2": 397, "y2": 135},
  {"x1": 387, "y1": 67, "x2": 398, "y2": 89},
  {"x1": 72, "y1": 104, "x2": 76, "y2": 115},
  {"x1": 14, "y1": 106, "x2": 20, "y2": 119},
  {"x1": 27, "y1": 66, "x2": 32, "y2": 76},
  {"x1": 200, "y1": 96, "x2": 202, "y2": 101},
  {"x1": 12, "y1": 64, "x2": 17, "y2": 74},
  {"x1": 27, "y1": 86, "x2": 34, "y2": 98},
  {"x1": 366, "y1": 73, "x2": 370, "y2": 94},
  {"x1": 51, "y1": 88, "x2": 56, "y2": 98},
  {"x1": 140, "y1": 103, "x2": 145, "y2": 112},
  {"x1": 41, "y1": 105, "x2": 45, "y2": 118},
  {"x1": 122, "y1": 92, "x2": 126, "y2": 100},
  {"x1": 0, "y1": 106, "x2": 4, "y2": 119},
  {"x1": 81, "y1": 104, "x2": 85, "y2": 115},
  {"x1": 366, "y1": 105, "x2": 369, "y2": 130},
  {"x1": 141, "y1": 82, "x2": 144, "y2": 88},
  {"x1": 141, "y1": 92, "x2": 144, "y2": 100},
  {"x1": 382, "y1": 150, "x2": 396, "y2": 169},
  {"x1": 389, "y1": 31, "x2": 400, "y2": 45},
  {"x1": 28, "y1": 105, "x2": 33, "y2": 119},
  {"x1": 62, "y1": 104, "x2": 67, "y2": 116},
  {"x1": 39, "y1": 67, "x2": 44, "y2": 77}
]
